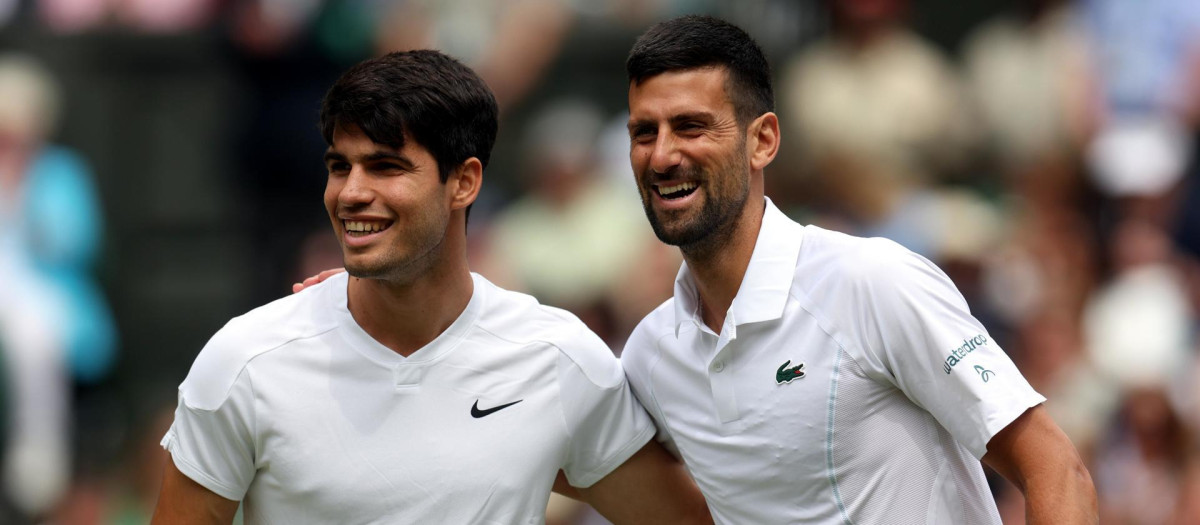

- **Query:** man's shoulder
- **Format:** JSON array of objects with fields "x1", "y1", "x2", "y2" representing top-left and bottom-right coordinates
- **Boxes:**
[
  {"x1": 621, "y1": 298, "x2": 676, "y2": 368},
  {"x1": 475, "y1": 276, "x2": 623, "y2": 388},
  {"x1": 178, "y1": 277, "x2": 343, "y2": 410},
  {"x1": 796, "y1": 225, "x2": 924, "y2": 288},
  {"x1": 220, "y1": 282, "x2": 341, "y2": 353},
  {"x1": 628, "y1": 297, "x2": 676, "y2": 339},
  {"x1": 475, "y1": 277, "x2": 587, "y2": 342}
]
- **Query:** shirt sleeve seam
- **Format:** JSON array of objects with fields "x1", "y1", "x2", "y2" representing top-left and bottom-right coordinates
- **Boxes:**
[
  {"x1": 163, "y1": 437, "x2": 246, "y2": 502},
  {"x1": 565, "y1": 420, "x2": 656, "y2": 488},
  {"x1": 974, "y1": 394, "x2": 1047, "y2": 460},
  {"x1": 246, "y1": 367, "x2": 260, "y2": 468}
]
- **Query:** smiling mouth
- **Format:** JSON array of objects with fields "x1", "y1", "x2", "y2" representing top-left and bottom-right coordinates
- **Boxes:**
[
  {"x1": 655, "y1": 182, "x2": 698, "y2": 200},
  {"x1": 344, "y1": 220, "x2": 393, "y2": 237}
]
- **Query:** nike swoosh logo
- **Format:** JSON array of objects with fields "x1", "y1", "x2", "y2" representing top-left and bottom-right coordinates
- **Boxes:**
[{"x1": 471, "y1": 399, "x2": 523, "y2": 418}]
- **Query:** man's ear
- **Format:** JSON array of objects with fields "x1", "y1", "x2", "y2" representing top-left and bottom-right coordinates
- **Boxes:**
[
  {"x1": 747, "y1": 112, "x2": 780, "y2": 171},
  {"x1": 448, "y1": 157, "x2": 483, "y2": 211}
]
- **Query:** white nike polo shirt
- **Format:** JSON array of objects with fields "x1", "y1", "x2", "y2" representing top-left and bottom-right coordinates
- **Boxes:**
[
  {"x1": 622, "y1": 199, "x2": 1044, "y2": 524},
  {"x1": 163, "y1": 272, "x2": 654, "y2": 524}
]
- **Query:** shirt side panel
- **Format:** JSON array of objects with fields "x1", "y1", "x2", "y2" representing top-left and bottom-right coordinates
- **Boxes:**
[
  {"x1": 807, "y1": 232, "x2": 1044, "y2": 459},
  {"x1": 829, "y1": 346, "x2": 1001, "y2": 524}
]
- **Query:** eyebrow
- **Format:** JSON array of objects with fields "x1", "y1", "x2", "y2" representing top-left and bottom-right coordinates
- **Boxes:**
[
  {"x1": 323, "y1": 150, "x2": 346, "y2": 164},
  {"x1": 323, "y1": 149, "x2": 414, "y2": 169},
  {"x1": 669, "y1": 111, "x2": 716, "y2": 124},
  {"x1": 627, "y1": 111, "x2": 717, "y2": 132}
]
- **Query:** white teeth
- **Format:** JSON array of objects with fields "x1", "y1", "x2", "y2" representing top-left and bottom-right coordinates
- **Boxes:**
[
  {"x1": 657, "y1": 182, "x2": 697, "y2": 196},
  {"x1": 345, "y1": 220, "x2": 388, "y2": 232}
]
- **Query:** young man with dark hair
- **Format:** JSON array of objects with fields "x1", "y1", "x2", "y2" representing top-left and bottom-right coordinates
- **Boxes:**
[
  {"x1": 620, "y1": 15, "x2": 1098, "y2": 523},
  {"x1": 152, "y1": 50, "x2": 709, "y2": 524}
]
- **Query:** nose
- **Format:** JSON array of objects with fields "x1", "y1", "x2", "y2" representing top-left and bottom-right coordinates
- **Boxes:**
[
  {"x1": 648, "y1": 130, "x2": 681, "y2": 175},
  {"x1": 339, "y1": 166, "x2": 373, "y2": 208}
]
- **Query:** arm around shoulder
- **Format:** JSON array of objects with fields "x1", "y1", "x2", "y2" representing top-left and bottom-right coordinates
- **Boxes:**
[
  {"x1": 574, "y1": 440, "x2": 711, "y2": 525},
  {"x1": 982, "y1": 404, "x2": 1098, "y2": 524},
  {"x1": 152, "y1": 456, "x2": 240, "y2": 525}
]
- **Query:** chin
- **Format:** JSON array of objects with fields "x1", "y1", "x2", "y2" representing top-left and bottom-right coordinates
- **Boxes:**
[
  {"x1": 343, "y1": 257, "x2": 389, "y2": 279},
  {"x1": 650, "y1": 222, "x2": 703, "y2": 247}
]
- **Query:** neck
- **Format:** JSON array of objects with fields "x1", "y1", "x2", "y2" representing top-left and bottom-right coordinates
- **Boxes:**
[
  {"x1": 683, "y1": 196, "x2": 765, "y2": 334},
  {"x1": 346, "y1": 249, "x2": 474, "y2": 358}
]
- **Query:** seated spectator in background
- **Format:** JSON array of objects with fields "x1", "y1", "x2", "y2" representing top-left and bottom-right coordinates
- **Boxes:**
[
  {"x1": 1081, "y1": 0, "x2": 1200, "y2": 126},
  {"x1": 0, "y1": 53, "x2": 114, "y2": 520},
  {"x1": 0, "y1": 53, "x2": 117, "y2": 384},
  {"x1": 777, "y1": 0, "x2": 976, "y2": 253},
  {"x1": 962, "y1": 0, "x2": 1093, "y2": 197}
]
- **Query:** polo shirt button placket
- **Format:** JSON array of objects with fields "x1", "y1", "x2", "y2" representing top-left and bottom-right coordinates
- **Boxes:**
[{"x1": 709, "y1": 347, "x2": 739, "y2": 423}]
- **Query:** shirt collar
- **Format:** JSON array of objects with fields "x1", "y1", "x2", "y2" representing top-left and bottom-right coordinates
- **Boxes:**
[{"x1": 672, "y1": 197, "x2": 804, "y2": 336}]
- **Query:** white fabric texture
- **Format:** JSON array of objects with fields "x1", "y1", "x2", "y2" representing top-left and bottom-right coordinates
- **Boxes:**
[
  {"x1": 162, "y1": 272, "x2": 654, "y2": 524},
  {"x1": 622, "y1": 198, "x2": 1044, "y2": 524}
]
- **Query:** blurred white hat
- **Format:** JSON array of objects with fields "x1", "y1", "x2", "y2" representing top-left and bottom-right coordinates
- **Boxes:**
[
  {"x1": 1083, "y1": 264, "x2": 1191, "y2": 389},
  {"x1": 1086, "y1": 116, "x2": 1191, "y2": 197}
]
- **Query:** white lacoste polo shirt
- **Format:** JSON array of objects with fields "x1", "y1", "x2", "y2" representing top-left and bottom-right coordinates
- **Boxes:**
[
  {"x1": 163, "y1": 272, "x2": 654, "y2": 524},
  {"x1": 622, "y1": 199, "x2": 1044, "y2": 524}
]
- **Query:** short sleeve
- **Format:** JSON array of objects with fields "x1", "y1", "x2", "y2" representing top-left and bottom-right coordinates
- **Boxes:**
[
  {"x1": 557, "y1": 332, "x2": 655, "y2": 488},
  {"x1": 844, "y1": 240, "x2": 1045, "y2": 459},
  {"x1": 160, "y1": 367, "x2": 257, "y2": 501}
]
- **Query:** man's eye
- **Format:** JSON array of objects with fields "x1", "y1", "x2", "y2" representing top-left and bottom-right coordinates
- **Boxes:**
[
  {"x1": 376, "y1": 163, "x2": 410, "y2": 174},
  {"x1": 630, "y1": 127, "x2": 655, "y2": 141},
  {"x1": 328, "y1": 162, "x2": 350, "y2": 173}
]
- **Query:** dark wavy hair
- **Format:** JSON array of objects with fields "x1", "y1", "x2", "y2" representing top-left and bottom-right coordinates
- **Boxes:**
[{"x1": 319, "y1": 50, "x2": 498, "y2": 182}]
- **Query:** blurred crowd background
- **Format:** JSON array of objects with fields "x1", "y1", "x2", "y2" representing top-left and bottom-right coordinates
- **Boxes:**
[{"x1": 0, "y1": 0, "x2": 1197, "y2": 523}]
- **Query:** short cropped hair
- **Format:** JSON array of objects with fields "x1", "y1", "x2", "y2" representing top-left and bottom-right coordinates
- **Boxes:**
[
  {"x1": 319, "y1": 50, "x2": 498, "y2": 182},
  {"x1": 626, "y1": 15, "x2": 774, "y2": 124}
]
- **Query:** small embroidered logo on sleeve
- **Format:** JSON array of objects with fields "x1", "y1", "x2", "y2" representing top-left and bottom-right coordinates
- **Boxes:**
[
  {"x1": 973, "y1": 365, "x2": 995, "y2": 383},
  {"x1": 942, "y1": 334, "x2": 989, "y2": 374},
  {"x1": 776, "y1": 360, "x2": 806, "y2": 384}
]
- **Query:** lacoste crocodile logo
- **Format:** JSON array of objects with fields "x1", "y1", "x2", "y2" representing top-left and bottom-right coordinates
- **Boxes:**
[{"x1": 776, "y1": 360, "x2": 806, "y2": 384}]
